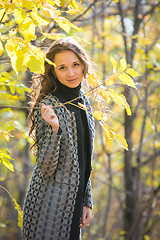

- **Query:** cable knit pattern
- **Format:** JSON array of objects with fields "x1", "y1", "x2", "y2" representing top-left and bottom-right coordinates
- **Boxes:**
[{"x1": 22, "y1": 93, "x2": 94, "y2": 240}]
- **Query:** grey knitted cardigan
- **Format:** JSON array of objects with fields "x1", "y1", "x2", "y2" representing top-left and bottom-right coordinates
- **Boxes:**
[{"x1": 22, "y1": 92, "x2": 94, "y2": 240}]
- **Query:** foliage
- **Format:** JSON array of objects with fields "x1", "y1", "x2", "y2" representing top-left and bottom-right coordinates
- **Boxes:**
[{"x1": 0, "y1": 0, "x2": 160, "y2": 239}]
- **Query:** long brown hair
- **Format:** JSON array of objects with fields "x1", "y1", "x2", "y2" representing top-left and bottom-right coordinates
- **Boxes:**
[{"x1": 29, "y1": 37, "x2": 92, "y2": 140}]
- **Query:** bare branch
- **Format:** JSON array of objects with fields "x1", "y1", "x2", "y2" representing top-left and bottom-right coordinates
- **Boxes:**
[
  {"x1": 140, "y1": 149, "x2": 160, "y2": 167},
  {"x1": 143, "y1": 1, "x2": 160, "y2": 18},
  {"x1": 71, "y1": 0, "x2": 98, "y2": 22},
  {"x1": 117, "y1": 0, "x2": 129, "y2": 62}
]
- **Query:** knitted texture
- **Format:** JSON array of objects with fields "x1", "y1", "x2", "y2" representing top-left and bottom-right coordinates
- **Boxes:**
[{"x1": 22, "y1": 93, "x2": 94, "y2": 240}]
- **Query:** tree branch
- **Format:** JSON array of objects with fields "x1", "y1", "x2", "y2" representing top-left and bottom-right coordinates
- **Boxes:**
[
  {"x1": 117, "y1": 0, "x2": 129, "y2": 63},
  {"x1": 143, "y1": 1, "x2": 160, "y2": 18},
  {"x1": 140, "y1": 149, "x2": 160, "y2": 167},
  {"x1": 71, "y1": 0, "x2": 98, "y2": 22}
]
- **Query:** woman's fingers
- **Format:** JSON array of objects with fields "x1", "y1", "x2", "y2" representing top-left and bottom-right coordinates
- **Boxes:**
[
  {"x1": 79, "y1": 206, "x2": 92, "y2": 228},
  {"x1": 41, "y1": 104, "x2": 59, "y2": 134}
]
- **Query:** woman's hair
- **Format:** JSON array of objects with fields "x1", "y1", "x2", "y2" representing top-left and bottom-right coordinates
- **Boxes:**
[{"x1": 29, "y1": 37, "x2": 92, "y2": 140}]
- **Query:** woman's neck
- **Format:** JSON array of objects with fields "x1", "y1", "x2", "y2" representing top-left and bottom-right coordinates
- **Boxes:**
[{"x1": 55, "y1": 79, "x2": 81, "y2": 101}]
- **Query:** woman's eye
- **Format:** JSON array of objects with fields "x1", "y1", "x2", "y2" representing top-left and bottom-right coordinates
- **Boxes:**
[
  {"x1": 74, "y1": 63, "x2": 79, "y2": 67},
  {"x1": 59, "y1": 67, "x2": 65, "y2": 70}
]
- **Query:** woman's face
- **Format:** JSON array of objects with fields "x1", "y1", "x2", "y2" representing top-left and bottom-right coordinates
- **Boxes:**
[{"x1": 54, "y1": 50, "x2": 84, "y2": 88}]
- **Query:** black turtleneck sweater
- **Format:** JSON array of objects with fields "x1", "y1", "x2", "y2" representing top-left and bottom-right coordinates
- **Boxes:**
[{"x1": 51, "y1": 80, "x2": 90, "y2": 240}]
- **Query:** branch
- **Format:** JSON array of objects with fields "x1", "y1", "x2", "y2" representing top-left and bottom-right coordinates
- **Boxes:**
[
  {"x1": 140, "y1": 149, "x2": 160, "y2": 167},
  {"x1": 71, "y1": 0, "x2": 113, "y2": 22},
  {"x1": 143, "y1": 1, "x2": 160, "y2": 18},
  {"x1": 117, "y1": 0, "x2": 129, "y2": 62},
  {"x1": 130, "y1": 0, "x2": 142, "y2": 65},
  {"x1": 71, "y1": 0, "x2": 98, "y2": 22},
  {"x1": 0, "y1": 82, "x2": 104, "y2": 110},
  {"x1": 0, "y1": 0, "x2": 12, "y2": 24}
]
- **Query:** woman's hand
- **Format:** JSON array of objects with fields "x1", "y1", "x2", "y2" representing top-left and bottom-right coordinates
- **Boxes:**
[
  {"x1": 79, "y1": 206, "x2": 92, "y2": 228},
  {"x1": 41, "y1": 104, "x2": 59, "y2": 134}
]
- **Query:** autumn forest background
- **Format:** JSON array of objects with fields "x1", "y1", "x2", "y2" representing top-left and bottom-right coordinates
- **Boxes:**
[{"x1": 0, "y1": 0, "x2": 160, "y2": 240}]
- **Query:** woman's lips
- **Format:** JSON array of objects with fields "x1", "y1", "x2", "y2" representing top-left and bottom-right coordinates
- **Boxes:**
[{"x1": 67, "y1": 78, "x2": 78, "y2": 82}]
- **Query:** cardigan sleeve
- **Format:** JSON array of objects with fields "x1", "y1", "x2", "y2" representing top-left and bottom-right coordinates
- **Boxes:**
[
  {"x1": 83, "y1": 178, "x2": 93, "y2": 209},
  {"x1": 34, "y1": 97, "x2": 62, "y2": 178}
]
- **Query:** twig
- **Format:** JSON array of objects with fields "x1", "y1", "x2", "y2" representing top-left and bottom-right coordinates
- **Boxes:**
[
  {"x1": 0, "y1": 82, "x2": 104, "y2": 111},
  {"x1": 71, "y1": 0, "x2": 97, "y2": 22},
  {"x1": 0, "y1": 0, "x2": 12, "y2": 24}
]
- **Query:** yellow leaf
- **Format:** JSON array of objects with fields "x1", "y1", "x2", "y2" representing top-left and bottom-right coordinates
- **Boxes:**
[
  {"x1": 100, "y1": 122, "x2": 114, "y2": 147},
  {"x1": 93, "y1": 111, "x2": 109, "y2": 122},
  {"x1": 14, "y1": 8, "x2": 26, "y2": 24},
  {"x1": 0, "y1": 9, "x2": 8, "y2": 22},
  {"x1": 22, "y1": 0, "x2": 37, "y2": 9},
  {"x1": 69, "y1": 21, "x2": 81, "y2": 31},
  {"x1": 118, "y1": 73, "x2": 136, "y2": 89},
  {"x1": 114, "y1": 134, "x2": 128, "y2": 151},
  {"x1": 66, "y1": 9, "x2": 79, "y2": 15},
  {"x1": 108, "y1": 89, "x2": 131, "y2": 116},
  {"x1": 78, "y1": 102, "x2": 89, "y2": 110},
  {"x1": 18, "y1": 210, "x2": 23, "y2": 230},
  {"x1": 42, "y1": 5, "x2": 61, "y2": 18},
  {"x1": 12, "y1": 198, "x2": 23, "y2": 230},
  {"x1": 87, "y1": 74, "x2": 100, "y2": 88},
  {"x1": 0, "y1": 40, "x2": 4, "y2": 56},
  {"x1": 54, "y1": 17, "x2": 80, "y2": 33},
  {"x1": 0, "y1": 153, "x2": 13, "y2": 160},
  {"x1": 9, "y1": 28, "x2": 18, "y2": 36},
  {"x1": 42, "y1": 32, "x2": 66, "y2": 41},
  {"x1": 98, "y1": 89, "x2": 110, "y2": 102},
  {"x1": 144, "y1": 235, "x2": 150, "y2": 240},
  {"x1": 29, "y1": 45, "x2": 46, "y2": 59},
  {"x1": 45, "y1": 57, "x2": 56, "y2": 67},
  {"x1": 69, "y1": 0, "x2": 79, "y2": 10},
  {"x1": 1, "y1": 158, "x2": 14, "y2": 172},
  {"x1": 132, "y1": 34, "x2": 137, "y2": 39},
  {"x1": 12, "y1": 48, "x2": 25, "y2": 73},
  {"x1": 109, "y1": 56, "x2": 117, "y2": 70},
  {"x1": 105, "y1": 73, "x2": 119, "y2": 86},
  {"x1": 5, "y1": 39, "x2": 18, "y2": 58},
  {"x1": 4, "y1": 3, "x2": 15, "y2": 13},
  {"x1": 54, "y1": 17, "x2": 71, "y2": 33},
  {"x1": 24, "y1": 55, "x2": 44, "y2": 74},
  {"x1": 20, "y1": 17, "x2": 36, "y2": 42},
  {"x1": 30, "y1": 10, "x2": 50, "y2": 26},
  {"x1": 126, "y1": 68, "x2": 139, "y2": 77},
  {"x1": 120, "y1": 57, "x2": 127, "y2": 71},
  {"x1": 92, "y1": 111, "x2": 103, "y2": 121}
]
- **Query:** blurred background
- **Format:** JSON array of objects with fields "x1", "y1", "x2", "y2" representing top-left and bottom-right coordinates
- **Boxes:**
[{"x1": 0, "y1": 0, "x2": 160, "y2": 239}]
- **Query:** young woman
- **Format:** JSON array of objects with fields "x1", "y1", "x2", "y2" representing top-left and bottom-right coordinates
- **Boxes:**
[{"x1": 22, "y1": 37, "x2": 95, "y2": 240}]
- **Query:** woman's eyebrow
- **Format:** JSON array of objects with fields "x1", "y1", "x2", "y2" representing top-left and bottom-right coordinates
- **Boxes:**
[{"x1": 57, "y1": 60, "x2": 80, "y2": 67}]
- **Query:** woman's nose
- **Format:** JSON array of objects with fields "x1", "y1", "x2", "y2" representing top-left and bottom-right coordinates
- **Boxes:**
[{"x1": 67, "y1": 67, "x2": 75, "y2": 77}]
